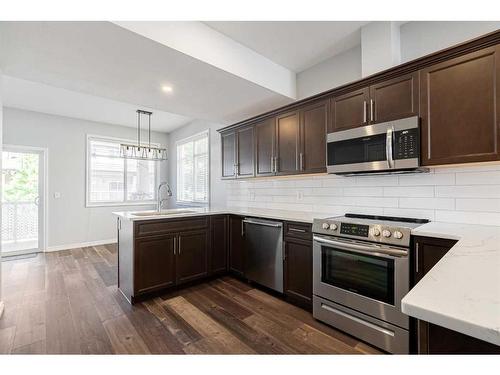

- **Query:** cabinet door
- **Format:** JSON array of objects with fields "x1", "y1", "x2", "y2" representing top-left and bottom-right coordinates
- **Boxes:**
[
  {"x1": 228, "y1": 215, "x2": 245, "y2": 277},
  {"x1": 236, "y1": 126, "x2": 255, "y2": 178},
  {"x1": 276, "y1": 111, "x2": 300, "y2": 175},
  {"x1": 284, "y1": 237, "x2": 313, "y2": 309},
  {"x1": 221, "y1": 131, "x2": 236, "y2": 179},
  {"x1": 210, "y1": 215, "x2": 228, "y2": 275},
  {"x1": 329, "y1": 87, "x2": 370, "y2": 132},
  {"x1": 412, "y1": 236, "x2": 457, "y2": 286},
  {"x1": 369, "y1": 72, "x2": 419, "y2": 123},
  {"x1": 135, "y1": 234, "x2": 176, "y2": 295},
  {"x1": 300, "y1": 100, "x2": 328, "y2": 173},
  {"x1": 255, "y1": 118, "x2": 276, "y2": 176},
  {"x1": 176, "y1": 230, "x2": 209, "y2": 285},
  {"x1": 420, "y1": 45, "x2": 500, "y2": 166}
]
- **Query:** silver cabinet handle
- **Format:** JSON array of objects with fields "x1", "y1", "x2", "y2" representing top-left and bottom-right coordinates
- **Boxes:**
[
  {"x1": 299, "y1": 152, "x2": 304, "y2": 171},
  {"x1": 363, "y1": 101, "x2": 367, "y2": 124},
  {"x1": 178, "y1": 237, "x2": 182, "y2": 255},
  {"x1": 415, "y1": 243, "x2": 419, "y2": 273},
  {"x1": 173, "y1": 237, "x2": 176, "y2": 255},
  {"x1": 241, "y1": 220, "x2": 244, "y2": 237},
  {"x1": 270, "y1": 156, "x2": 274, "y2": 173},
  {"x1": 289, "y1": 227, "x2": 306, "y2": 233},
  {"x1": 275, "y1": 157, "x2": 279, "y2": 173},
  {"x1": 370, "y1": 99, "x2": 375, "y2": 122}
]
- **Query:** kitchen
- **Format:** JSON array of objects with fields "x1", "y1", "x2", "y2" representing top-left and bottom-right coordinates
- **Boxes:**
[{"x1": 0, "y1": 8, "x2": 500, "y2": 372}]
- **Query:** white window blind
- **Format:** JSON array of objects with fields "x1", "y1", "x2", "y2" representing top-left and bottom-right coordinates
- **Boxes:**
[
  {"x1": 87, "y1": 136, "x2": 159, "y2": 206},
  {"x1": 177, "y1": 131, "x2": 209, "y2": 204}
]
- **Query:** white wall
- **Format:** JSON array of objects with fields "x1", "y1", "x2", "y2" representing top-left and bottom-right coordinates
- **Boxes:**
[
  {"x1": 297, "y1": 46, "x2": 361, "y2": 99},
  {"x1": 2, "y1": 107, "x2": 169, "y2": 249},
  {"x1": 167, "y1": 119, "x2": 226, "y2": 209},
  {"x1": 0, "y1": 73, "x2": 3, "y2": 312},
  {"x1": 361, "y1": 22, "x2": 401, "y2": 77},
  {"x1": 226, "y1": 163, "x2": 500, "y2": 226},
  {"x1": 400, "y1": 21, "x2": 500, "y2": 63}
]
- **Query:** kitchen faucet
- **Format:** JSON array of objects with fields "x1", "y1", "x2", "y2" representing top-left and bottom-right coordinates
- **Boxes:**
[{"x1": 157, "y1": 182, "x2": 173, "y2": 212}]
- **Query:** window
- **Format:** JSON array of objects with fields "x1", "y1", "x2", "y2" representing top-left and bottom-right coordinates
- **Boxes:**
[
  {"x1": 176, "y1": 131, "x2": 209, "y2": 204},
  {"x1": 86, "y1": 136, "x2": 159, "y2": 206}
]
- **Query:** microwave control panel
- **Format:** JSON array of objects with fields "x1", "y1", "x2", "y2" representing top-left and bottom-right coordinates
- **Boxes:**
[{"x1": 394, "y1": 128, "x2": 419, "y2": 160}]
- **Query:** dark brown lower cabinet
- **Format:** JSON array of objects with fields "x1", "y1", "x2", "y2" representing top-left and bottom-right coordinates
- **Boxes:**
[
  {"x1": 176, "y1": 229, "x2": 209, "y2": 285},
  {"x1": 284, "y1": 238, "x2": 312, "y2": 309},
  {"x1": 228, "y1": 215, "x2": 245, "y2": 277},
  {"x1": 210, "y1": 215, "x2": 228, "y2": 275},
  {"x1": 135, "y1": 234, "x2": 176, "y2": 295},
  {"x1": 412, "y1": 236, "x2": 500, "y2": 354}
]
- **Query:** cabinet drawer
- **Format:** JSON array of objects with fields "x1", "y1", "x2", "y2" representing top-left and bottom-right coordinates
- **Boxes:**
[
  {"x1": 135, "y1": 217, "x2": 209, "y2": 237},
  {"x1": 284, "y1": 221, "x2": 312, "y2": 240}
]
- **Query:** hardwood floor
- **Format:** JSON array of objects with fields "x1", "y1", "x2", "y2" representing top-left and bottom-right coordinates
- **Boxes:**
[{"x1": 0, "y1": 245, "x2": 382, "y2": 354}]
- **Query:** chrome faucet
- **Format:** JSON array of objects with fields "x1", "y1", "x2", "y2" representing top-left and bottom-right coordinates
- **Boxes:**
[{"x1": 157, "y1": 182, "x2": 173, "y2": 212}]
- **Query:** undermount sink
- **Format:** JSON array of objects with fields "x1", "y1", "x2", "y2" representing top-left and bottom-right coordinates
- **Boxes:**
[{"x1": 130, "y1": 209, "x2": 197, "y2": 217}]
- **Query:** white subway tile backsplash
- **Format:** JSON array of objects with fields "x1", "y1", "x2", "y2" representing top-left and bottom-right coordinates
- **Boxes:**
[
  {"x1": 226, "y1": 164, "x2": 500, "y2": 226},
  {"x1": 383, "y1": 186, "x2": 434, "y2": 197},
  {"x1": 455, "y1": 171, "x2": 500, "y2": 185},
  {"x1": 399, "y1": 197, "x2": 455, "y2": 210}
]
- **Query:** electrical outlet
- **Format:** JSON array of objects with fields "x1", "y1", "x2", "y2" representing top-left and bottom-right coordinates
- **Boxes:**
[
  {"x1": 54, "y1": 192, "x2": 61, "y2": 199},
  {"x1": 296, "y1": 191, "x2": 303, "y2": 201}
]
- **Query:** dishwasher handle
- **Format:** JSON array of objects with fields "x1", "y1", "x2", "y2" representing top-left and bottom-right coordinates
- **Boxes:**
[{"x1": 242, "y1": 219, "x2": 283, "y2": 228}]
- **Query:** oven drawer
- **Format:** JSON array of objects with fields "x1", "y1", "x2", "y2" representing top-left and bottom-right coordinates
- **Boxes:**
[{"x1": 313, "y1": 295, "x2": 409, "y2": 354}]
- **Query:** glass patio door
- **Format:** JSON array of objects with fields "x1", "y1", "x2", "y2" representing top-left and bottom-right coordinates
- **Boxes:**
[{"x1": 2, "y1": 146, "x2": 45, "y2": 255}]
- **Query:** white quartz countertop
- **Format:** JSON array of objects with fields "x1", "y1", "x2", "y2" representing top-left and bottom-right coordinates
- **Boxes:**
[
  {"x1": 113, "y1": 206, "x2": 322, "y2": 224},
  {"x1": 403, "y1": 222, "x2": 500, "y2": 346}
]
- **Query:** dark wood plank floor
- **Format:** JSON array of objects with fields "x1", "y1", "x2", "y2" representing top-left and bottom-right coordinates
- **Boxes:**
[{"x1": 0, "y1": 245, "x2": 381, "y2": 354}]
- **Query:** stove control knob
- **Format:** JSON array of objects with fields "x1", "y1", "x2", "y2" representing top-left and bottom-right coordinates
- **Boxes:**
[
  {"x1": 372, "y1": 228, "x2": 381, "y2": 237},
  {"x1": 382, "y1": 230, "x2": 392, "y2": 238},
  {"x1": 322, "y1": 223, "x2": 330, "y2": 230},
  {"x1": 329, "y1": 223, "x2": 338, "y2": 231},
  {"x1": 393, "y1": 231, "x2": 403, "y2": 239}
]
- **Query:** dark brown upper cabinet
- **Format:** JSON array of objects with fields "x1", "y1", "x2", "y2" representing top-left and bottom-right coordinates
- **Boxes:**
[
  {"x1": 221, "y1": 131, "x2": 236, "y2": 179},
  {"x1": 330, "y1": 87, "x2": 370, "y2": 132},
  {"x1": 135, "y1": 234, "x2": 176, "y2": 295},
  {"x1": 275, "y1": 110, "x2": 301, "y2": 175},
  {"x1": 236, "y1": 126, "x2": 255, "y2": 178},
  {"x1": 209, "y1": 215, "x2": 228, "y2": 275},
  {"x1": 369, "y1": 72, "x2": 419, "y2": 123},
  {"x1": 254, "y1": 118, "x2": 276, "y2": 177},
  {"x1": 300, "y1": 100, "x2": 328, "y2": 173},
  {"x1": 420, "y1": 45, "x2": 500, "y2": 166},
  {"x1": 176, "y1": 229, "x2": 209, "y2": 285}
]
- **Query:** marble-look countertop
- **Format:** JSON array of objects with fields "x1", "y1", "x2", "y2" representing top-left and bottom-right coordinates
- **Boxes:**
[
  {"x1": 403, "y1": 222, "x2": 500, "y2": 346},
  {"x1": 113, "y1": 206, "x2": 322, "y2": 224}
]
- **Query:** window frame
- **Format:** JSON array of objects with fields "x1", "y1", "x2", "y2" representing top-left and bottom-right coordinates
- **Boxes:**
[
  {"x1": 85, "y1": 134, "x2": 162, "y2": 208},
  {"x1": 175, "y1": 130, "x2": 210, "y2": 206}
]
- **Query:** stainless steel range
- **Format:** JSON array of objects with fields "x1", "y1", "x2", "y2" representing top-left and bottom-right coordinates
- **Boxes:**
[{"x1": 312, "y1": 213, "x2": 429, "y2": 354}]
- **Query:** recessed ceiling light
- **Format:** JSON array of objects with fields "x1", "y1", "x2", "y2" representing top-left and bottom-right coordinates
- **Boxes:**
[{"x1": 161, "y1": 85, "x2": 173, "y2": 93}]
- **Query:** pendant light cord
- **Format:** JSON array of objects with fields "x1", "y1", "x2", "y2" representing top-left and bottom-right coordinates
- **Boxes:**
[
  {"x1": 137, "y1": 110, "x2": 141, "y2": 148},
  {"x1": 148, "y1": 113, "x2": 151, "y2": 148}
]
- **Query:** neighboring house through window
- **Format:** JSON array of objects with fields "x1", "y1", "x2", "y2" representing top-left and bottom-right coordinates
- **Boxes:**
[{"x1": 86, "y1": 136, "x2": 159, "y2": 206}]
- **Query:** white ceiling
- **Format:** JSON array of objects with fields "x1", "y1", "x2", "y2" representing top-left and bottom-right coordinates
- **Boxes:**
[
  {"x1": 204, "y1": 21, "x2": 369, "y2": 72},
  {"x1": 0, "y1": 21, "x2": 292, "y2": 130},
  {"x1": 0, "y1": 21, "x2": 371, "y2": 132},
  {"x1": 2, "y1": 76, "x2": 192, "y2": 132}
]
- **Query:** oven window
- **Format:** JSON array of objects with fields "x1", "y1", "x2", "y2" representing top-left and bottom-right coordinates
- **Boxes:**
[
  {"x1": 327, "y1": 133, "x2": 387, "y2": 165},
  {"x1": 321, "y1": 246, "x2": 395, "y2": 305}
]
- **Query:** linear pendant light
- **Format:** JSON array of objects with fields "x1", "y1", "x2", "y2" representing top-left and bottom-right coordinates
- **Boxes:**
[{"x1": 120, "y1": 110, "x2": 168, "y2": 161}]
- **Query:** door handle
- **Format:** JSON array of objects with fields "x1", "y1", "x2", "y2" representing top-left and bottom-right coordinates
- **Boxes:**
[
  {"x1": 178, "y1": 237, "x2": 182, "y2": 255},
  {"x1": 299, "y1": 152, "x2": 304, "y2": 171},
  {"x1": 370, "y1": 99, "x2": 375, "y2": 122},
  {"x1": 363, "y1": 101, "x2": 367, "y2": 124},
  {"x1": 173, "y1": 237, "x2": 176, "y2": 255},
  {"x1": 415, "y1": 243, "x2": 419, "y2": 274}
]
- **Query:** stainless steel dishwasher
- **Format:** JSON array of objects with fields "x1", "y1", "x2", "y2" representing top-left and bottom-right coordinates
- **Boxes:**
[{"x1": 242, "y1": 218, "x2": 284, "y2": 293}]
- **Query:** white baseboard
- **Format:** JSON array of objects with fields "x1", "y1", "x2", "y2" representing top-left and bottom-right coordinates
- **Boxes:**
[
  {"x1": 0, "y1": 301, "x2": 4, "y2": 319},
  {"x1": 45, "y1": 238, "x2": 117, "y2": 252}
]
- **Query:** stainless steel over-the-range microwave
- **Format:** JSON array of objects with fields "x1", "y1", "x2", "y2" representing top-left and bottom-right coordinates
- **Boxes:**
[{"x1": 327, "y1": 116, "x2": 424, "y2": 175}]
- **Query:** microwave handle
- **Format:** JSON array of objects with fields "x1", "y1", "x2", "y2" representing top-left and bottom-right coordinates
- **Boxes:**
[{"x1": 386, "y1": 126, "x2": 394, "y2": 169}]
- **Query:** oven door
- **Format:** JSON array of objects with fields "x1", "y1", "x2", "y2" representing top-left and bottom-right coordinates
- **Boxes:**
[{"x1": 313, "y1": 235, "x2": 409, "y2": 329}]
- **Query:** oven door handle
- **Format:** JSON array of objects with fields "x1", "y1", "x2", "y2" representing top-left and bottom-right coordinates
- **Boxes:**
[{"x1": 313, "y1": 235, "x2": 408, "y2": 258}]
